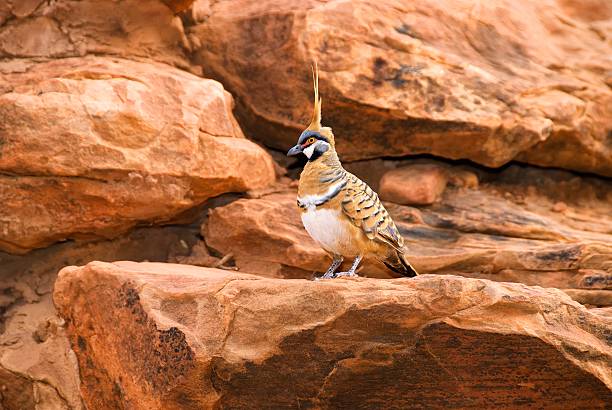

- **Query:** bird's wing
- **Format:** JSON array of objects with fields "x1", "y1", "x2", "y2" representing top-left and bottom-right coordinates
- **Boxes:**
[{"x1": 340, "y1": 173, "x2": 404, "y2": 251}]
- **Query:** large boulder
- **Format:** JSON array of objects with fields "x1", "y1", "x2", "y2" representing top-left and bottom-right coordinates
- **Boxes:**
[
  {"x1": 188, "y1": 0, "x2": 612, "y2": 176},
  {"x1": 0, "y1": 56, "x2": 276, "y2": 253},
  {"x1": 204, "y1": 164, "x2": 612, "y2": 305},
  {"x1": 54, "y1": 261, "x2": 612, "y2": 408}
]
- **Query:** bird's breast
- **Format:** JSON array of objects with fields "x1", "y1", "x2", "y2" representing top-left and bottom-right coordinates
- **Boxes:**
[{"x1": 301, "y1": 208, "x2": 358, "y2": 256}]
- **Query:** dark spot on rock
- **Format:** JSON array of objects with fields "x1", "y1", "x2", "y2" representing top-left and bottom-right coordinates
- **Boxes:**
[
  {"x1": 432, "y1": 94, "x2": 446, "y2": 111},
  {"x1": 120, "y1": 284, "x2": 140, "y2": 308},
  {"x1": 78, "y1": 335, "x2": 87, "y2": 351},
  {"x1": 374, "y1": 57, "x2": 387, "y2": 70},
  {"x1": 581, "y1": 274, "x2": 611, "y2": 289},
  {"x1": 538, "y1": 246, "x2": 580, "y2": 263},
  {"x1": 394, "y1": 23, "x2": 422, "y2": 39},
  {"x1": 389, "y1": 64, "x2": 422, "y2": 88},
  {"x1": 112, "y1": 380, "x2": 123, "y2": 401},
  {"x1": 430, "y1": 217, "x2": 457, "y2": 230},
  {"x1": 372, "y1": 57, "x2": 388, "y2": 86}
]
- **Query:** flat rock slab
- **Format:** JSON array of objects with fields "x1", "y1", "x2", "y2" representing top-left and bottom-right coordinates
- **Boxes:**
[{"x1": 54, "y1": 261, "x2": 612, "y2": 409}]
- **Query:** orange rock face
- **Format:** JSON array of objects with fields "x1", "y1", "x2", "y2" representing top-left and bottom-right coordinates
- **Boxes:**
[
  {"x1": 189, "y1": 0, "x2": 612, "y2": 176},
  {"x1": 54, "y1": 261, "x2": 612, "y2": 409},
  {"x1": 0, "y1": 0, "x2": 193, "y2": 68},
  {"x1": 0, "y1": 57, "x2": 275, "y2": 253},
  {"x1": 379, "y1": 163, "x2": 449, "y2": 205}
]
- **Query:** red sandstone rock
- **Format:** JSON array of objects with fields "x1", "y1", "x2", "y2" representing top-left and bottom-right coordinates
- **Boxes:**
[
  {"x1": 0, "y1": 57, "x2": 276, "y2": 253},
  {"x1": 53, "y1": 261, "x2": 612, "y2": 409},
  {"x1": 188, "y1": 0, "x2": 612, "y2": 176},
  {"x1": 379, "y1": 164, "x2": 449, "y2": 205}
]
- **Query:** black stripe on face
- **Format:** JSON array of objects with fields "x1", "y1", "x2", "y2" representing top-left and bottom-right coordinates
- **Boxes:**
[{"x1": 308, "y1": 142, "x2": 329, "y2": 161}]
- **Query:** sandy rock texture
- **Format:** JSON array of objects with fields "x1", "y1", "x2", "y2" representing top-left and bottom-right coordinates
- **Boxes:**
[
  {"x1": 189, "y1": 0, "x2": 612, "y2": 176},
  {"x1": 0, "y1": 0, "x2": 194, "y2": 68},
  {"x1": 0, "y1": 56, "x2": 275, "y2": 253},
  {"x1": 53, "y1": 261, "x2": 612, "y2": 409},
  {"x1": 205, "y1": 163, "x2": 612, "y2": 305}
]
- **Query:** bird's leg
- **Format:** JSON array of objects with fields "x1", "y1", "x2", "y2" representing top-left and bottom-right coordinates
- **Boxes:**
[
  {"x1": 334, "y1": 255, "x2": 363, "y2": 278},
  {"x1": 318, "y1": 255, "x2": 344, "y2": 279}
]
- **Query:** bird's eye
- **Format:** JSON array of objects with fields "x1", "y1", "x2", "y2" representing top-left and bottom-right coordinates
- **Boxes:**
[{"x1": 307, "y1": 137, "x2": 316, "y2": 144}]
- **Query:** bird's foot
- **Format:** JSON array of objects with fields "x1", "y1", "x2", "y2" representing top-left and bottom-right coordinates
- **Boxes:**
[
  {"x1": 315, "y1": 271, "x2": 337, "y2": 280},
  {"x1": 334, "y1": 271, "x2": 358, "y2": 278}
]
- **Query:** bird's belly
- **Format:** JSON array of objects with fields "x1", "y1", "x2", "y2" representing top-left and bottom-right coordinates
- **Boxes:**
[{"x1": 301, "y1": 208, "x2": 358, "y2": 256}]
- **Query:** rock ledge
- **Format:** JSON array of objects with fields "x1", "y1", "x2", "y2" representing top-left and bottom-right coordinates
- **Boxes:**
[{"x1": 54, "y1": 261, "x2": 612, "y2": 409}]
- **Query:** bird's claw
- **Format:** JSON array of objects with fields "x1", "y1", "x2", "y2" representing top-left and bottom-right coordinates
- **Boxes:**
[{"x1": 334, "y1": 271, "x2": 357, "y2": 278}]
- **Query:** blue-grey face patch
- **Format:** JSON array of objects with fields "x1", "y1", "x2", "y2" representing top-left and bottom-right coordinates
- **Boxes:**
[{"x1": 298, "y1": 130, "x2": 329, "y2": 145}]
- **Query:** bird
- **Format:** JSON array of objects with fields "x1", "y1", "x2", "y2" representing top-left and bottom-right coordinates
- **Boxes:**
[{"x1": 286, "y1": 65, "x2": 418, "y2": 279}]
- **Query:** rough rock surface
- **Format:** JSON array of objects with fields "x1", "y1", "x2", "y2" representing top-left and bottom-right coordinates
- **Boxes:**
[
  {"x1": 54, "y1": 261, "x2": 612, "y2": 409},
  {"x1": 0, "y1": 56, "x2": 275, "y2": 253},
  {"x1": 379, "y1": 163, "x2": 449, "y2": 205},
  {"x1": 189, "y1": 0, "x2": 612, "y2": 176},
  {"x1": 205, "y1": 164, "x2": 612, "y2": 305},
  {"x1": 0, "y1": 0, "x2": 193, "y2": 69},
  {"x1": 0, "y1": 223, "x2": 207, "y2": 410}
]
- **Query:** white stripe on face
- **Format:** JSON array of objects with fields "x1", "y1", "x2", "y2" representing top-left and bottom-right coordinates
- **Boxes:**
[{"x1": 303, "y1": 141, "x2": 317, "y2": 158}]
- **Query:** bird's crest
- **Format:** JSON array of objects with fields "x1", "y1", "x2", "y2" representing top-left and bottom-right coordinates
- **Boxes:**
[
  {"x1": 307, "y1": 62, "x2": 322, "y2": 131},
  {"x1": 306, "y1": 62, "x2": 335, "y2": 146}
]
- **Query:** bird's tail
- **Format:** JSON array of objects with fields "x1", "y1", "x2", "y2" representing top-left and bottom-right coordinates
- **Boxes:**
[{"x1": 383, "y1": 250, "x2": 419, "y2": 278}]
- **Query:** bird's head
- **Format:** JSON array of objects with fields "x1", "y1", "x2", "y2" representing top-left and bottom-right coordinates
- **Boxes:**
[{"x1": 287, "y1": 63, "x2": 335, "y2": 161}]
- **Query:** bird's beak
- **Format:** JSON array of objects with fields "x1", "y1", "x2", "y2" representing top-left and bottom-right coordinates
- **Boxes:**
[{"x1": 287, "y1": 144, "x2": 302, "y2": 157}]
